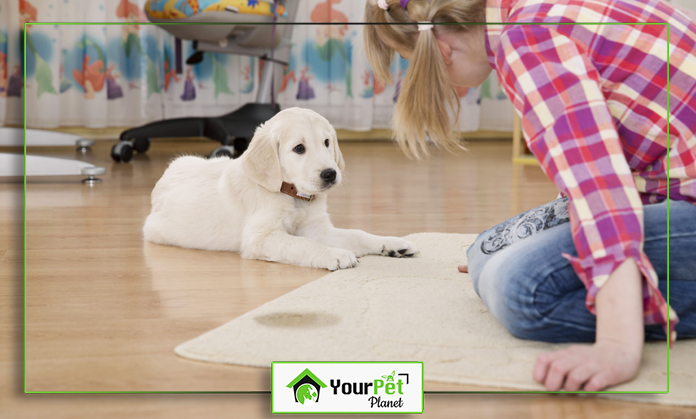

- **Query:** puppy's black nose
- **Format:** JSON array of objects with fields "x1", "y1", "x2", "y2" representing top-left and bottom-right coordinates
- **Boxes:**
[{"x1": 320, "y1": 169, "x2": 337, "y2": 183}]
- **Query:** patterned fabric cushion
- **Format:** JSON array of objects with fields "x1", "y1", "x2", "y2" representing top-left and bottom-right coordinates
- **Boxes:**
[{"x1": 145, "y1": 0, "x2": 286, "y2": 20}]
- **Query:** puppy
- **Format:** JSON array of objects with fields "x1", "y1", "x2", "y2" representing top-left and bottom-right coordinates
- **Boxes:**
[{"x1": 143, "y1": 107, "x2": 418, "y2": 270}]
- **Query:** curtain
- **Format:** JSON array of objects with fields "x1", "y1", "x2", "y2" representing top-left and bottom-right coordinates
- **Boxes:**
[
  {"x1": 0, "y1": 0, "x2": 261, "y2": 128},
  {"x1": 0, "y1": 0, "x2": 519, "y2": 132}
]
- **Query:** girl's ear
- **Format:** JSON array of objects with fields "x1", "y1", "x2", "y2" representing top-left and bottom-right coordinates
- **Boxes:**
[{"x1": 437, "y1": 39, "x2": 453, "y2": 65}]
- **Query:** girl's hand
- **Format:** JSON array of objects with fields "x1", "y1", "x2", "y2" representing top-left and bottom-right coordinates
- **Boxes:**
[
  {"x1": 535, "y1": 257, "x2": 644, "y2": 391},
  {"x1": 532, "y1": 339, "x2": 641, "y2": 391},
  {"x1": 460, "y1": 256, "x2": 644, "y2": 391}
]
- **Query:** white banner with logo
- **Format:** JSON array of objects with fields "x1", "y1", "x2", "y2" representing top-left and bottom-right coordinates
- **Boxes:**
[{"x1": 272, "y1": 362, "x2": 423, "y2": 414}]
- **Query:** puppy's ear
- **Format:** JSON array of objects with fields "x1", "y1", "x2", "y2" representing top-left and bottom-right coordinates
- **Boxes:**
[
  {"x1": 333, "y1": 135, "x2": 345, "y2": 172},
  {"x1": 241, "y1": 123, "x2": 283, "y2": 192}
]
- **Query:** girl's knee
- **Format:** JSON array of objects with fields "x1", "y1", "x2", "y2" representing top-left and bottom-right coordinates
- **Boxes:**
[
  {"x1": 479, "y1": 258, "x2": 596, "y2": 342},
  {"x1": 470, "y1": 222, "x2": 582, "y2": 341},
  {"x1": 466, "y1": 235, "x2": 488, "y2": 295},
  {"x1": 476, "y1": 249, "x2": 545, "y2": 339}
]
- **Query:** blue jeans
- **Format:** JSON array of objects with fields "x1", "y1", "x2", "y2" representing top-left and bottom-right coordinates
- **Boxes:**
[{"x1": 467, "y1": 199, "x2": 696, "y2": 343}]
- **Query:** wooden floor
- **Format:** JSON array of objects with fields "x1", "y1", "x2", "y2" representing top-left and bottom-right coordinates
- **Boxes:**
[{"x1": 1, "y1": 140, "x2": 692, "y2": 417}]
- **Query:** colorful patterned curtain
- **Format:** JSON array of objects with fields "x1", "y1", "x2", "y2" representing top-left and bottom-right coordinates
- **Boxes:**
[{"x1": 0, "y1": 0, "x2": 513, "y2": 132}]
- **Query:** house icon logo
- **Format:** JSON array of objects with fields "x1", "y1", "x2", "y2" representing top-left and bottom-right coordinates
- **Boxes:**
[{"x1": 286, "y1": 368, "x2": 328, "y2": 404}]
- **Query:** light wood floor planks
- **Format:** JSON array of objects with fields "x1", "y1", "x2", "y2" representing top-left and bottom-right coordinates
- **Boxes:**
[{"x1": 1, "y1": 140, "x2": 693, "y2": 418}]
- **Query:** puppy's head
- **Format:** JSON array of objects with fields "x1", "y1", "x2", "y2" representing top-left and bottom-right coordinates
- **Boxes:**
[{"x1": 241, "y1": 107, "x2": 345, "y2": 196}]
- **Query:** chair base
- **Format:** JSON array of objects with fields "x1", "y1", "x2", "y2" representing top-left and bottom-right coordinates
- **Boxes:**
[{"x1": 115, "y1": 103, "x2": 281, "y2": 162}]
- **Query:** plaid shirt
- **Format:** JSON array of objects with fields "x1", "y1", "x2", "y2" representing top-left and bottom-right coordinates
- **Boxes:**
[{"x1": 485, "y1": 0, "x2": 696, "y2": 344}]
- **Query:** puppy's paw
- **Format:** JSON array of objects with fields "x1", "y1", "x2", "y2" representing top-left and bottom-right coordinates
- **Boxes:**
[
  {"x1": 321, "y1": 248, "x2": 358, "y2": 271},
  {"x1": 380, "y1": 238, "x2": 419, "y2": 258}
]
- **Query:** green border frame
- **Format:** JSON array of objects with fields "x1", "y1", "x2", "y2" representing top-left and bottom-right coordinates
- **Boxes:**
[
  {"x1": 21, "y1": 20, "x2": 671, "y2": 397},
  {"x1": 271, "y1": 361, "x2": 424, "y2": 414}
]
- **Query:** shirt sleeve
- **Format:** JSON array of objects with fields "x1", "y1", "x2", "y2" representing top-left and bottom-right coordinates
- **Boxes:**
[{"x1": 495, "y1": 25, "x2": 678, "y2": 344}]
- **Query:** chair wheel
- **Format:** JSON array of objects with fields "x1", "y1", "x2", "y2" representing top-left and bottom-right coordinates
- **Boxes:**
[
  {"x1": 111, "y1": 141, "x2": 133, "y2": 163},
  {"x1": 209, "y1": 146, "x2": 235, "y2": 159},
  {"x1": 133, "y1": 138, "x2": 151, "y2": 153}
]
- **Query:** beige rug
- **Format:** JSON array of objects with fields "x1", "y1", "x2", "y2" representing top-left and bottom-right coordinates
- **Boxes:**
[{"x1": 175, "y1": 233, "x2": 694, "y2": 406}]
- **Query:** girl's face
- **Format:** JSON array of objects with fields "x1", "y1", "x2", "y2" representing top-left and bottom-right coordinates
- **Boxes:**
[
  {"x1": 388, "y1": 29, "x2": 493, "y2": 89},
  {"x1": 446, "y1": 30, "x2": 495, "y2": 88}
]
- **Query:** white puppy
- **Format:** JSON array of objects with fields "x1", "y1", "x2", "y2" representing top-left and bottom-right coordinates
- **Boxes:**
[{"x1": 143, "y1": 107, "x2": 418, "y2": 270}]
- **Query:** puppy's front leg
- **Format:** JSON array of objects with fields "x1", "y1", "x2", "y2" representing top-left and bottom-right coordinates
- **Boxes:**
[
  {"x1": 242, "y1": 228, "x2": 358, "y2": 271},
  {"x1": 297, "y1": 214, "x2": 418, "y2": 258}
]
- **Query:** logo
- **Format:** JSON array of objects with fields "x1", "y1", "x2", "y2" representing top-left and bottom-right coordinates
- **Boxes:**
[
  {"x1": 329, "y1": 369, "x2": 411, "y2": 408},
  {"x1": 272, "y1": 362, "x2": 423, "y2": 414},
  {"x1": 286, "y1": 368, "x2": 328, "y2": 404}
]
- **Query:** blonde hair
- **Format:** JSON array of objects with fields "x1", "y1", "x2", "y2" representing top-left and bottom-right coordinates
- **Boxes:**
[{"x1": 364, "y1": 0, "x2": 486, "y2": 158}]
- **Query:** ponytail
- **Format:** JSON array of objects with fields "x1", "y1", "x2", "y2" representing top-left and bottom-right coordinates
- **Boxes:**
[
  {"x1": 364, "y1": 0, "x2": 486, "y2": 158},
  {"x1": 395, "y1": 23, "x2": 460, "y2": 158}
]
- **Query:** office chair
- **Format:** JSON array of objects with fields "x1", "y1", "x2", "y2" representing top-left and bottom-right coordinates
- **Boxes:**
[{"x1": 112, "y1": 0, "x2": 298, "y2": 162}]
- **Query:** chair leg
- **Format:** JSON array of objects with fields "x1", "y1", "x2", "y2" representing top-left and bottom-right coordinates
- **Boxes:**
[
  {"x1": 119, "y1": 118, "x2": 207, "y2": 142},
  {"x1": 512, "y1": 111, "x2": 522, "y2": 161},
  {"x1": 511, "y1": 112, "x2": 539, "y2": 166}
]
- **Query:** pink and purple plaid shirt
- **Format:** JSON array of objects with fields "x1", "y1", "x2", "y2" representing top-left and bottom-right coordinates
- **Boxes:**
[{"x1": 485, "y1": 0, "x2": 696, "y2": 344}]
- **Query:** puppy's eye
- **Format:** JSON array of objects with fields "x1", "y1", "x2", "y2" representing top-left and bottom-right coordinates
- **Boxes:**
[
  {"x1": 293, "y1": 144, "x2": 306, "y2": 154},
  {"x1": 324, "y1": 139, "x2": 330, "y2": 148}
]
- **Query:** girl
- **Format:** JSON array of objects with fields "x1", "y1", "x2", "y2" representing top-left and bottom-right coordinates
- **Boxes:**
[{"x1": 364, "y1": 0, "x2": 696, "y2": 391}]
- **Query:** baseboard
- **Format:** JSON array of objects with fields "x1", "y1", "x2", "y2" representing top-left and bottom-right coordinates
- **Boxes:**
[
  {"x1": 336, "y1": 129, "x2": 513, "y2": 142},
  {"x1": 4, "y1": 125, "x2": 514, "y2": 142}
]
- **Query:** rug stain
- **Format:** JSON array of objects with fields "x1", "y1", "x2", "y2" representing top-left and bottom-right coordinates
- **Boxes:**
[{"x1": 254, "y1": 311, "x2": 341, "y2": 328}]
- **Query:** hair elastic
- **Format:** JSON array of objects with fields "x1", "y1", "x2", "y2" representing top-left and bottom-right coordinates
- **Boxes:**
[
  {"x1": 378, "y1": 0, "x2": 389, "y2": 10},
  {"x1": 417, "y1": 22, "x2": 434, "y2": 31},
  {"x1": 400, "y1": 0, "x2": 410, "y2": 9}
]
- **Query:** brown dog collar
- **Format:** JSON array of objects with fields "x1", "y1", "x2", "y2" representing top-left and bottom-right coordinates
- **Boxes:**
[{"x1": 280, "y1": 182, "x2": 315, "y2": 202}]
